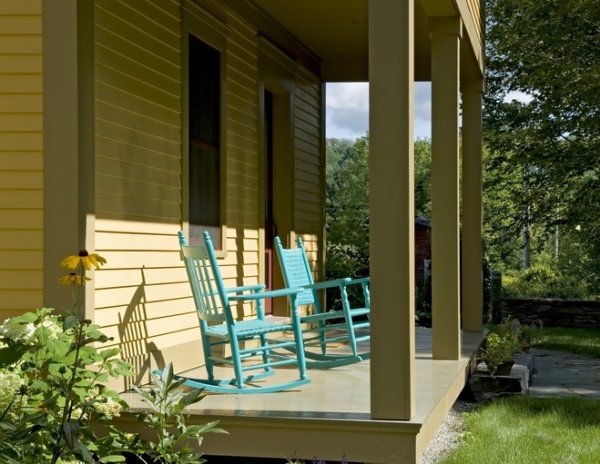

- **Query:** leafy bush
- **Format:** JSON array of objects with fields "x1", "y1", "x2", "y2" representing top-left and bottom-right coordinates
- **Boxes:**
[
  {"x1": 502, "y1": 263, "x2": 590, "y2": 299},
  {"x1": 0, "y1": 251, "x2": 222, "y2": 463}
]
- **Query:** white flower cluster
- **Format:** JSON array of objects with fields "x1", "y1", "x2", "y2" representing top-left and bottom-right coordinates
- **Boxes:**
[
  {"x1": 0, "y1": 309, "x2": 62, "y2": 346},
  {"x1": 0, "y1": 368, "x2": 24, "y2": 416},
  {"x1": 93, "y1": 396, "x2": 123, "y2": 419},
  {"x1": 0, "y1": 320, "x2": 35, "y2": 345}
]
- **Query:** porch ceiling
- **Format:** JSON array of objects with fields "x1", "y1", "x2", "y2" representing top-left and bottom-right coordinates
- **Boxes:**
[{"x1": 251, "y1": 0, "x2": 481, "y2": 83}]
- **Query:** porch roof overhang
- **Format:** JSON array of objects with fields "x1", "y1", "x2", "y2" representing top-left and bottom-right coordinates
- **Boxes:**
[{"x1": 218, "y1": 0, "x2": 484, "y2": 83}]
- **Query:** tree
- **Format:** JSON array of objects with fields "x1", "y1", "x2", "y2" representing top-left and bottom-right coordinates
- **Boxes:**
[{"x1": 484, "y1": 0, "x2": 600, "y2": 290}]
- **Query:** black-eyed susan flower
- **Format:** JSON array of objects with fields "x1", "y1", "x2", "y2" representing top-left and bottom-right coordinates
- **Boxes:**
[
  {"x1": 58, "y1": 273, "x2": 91, "y2": 286},
  {"x1": 61, "y1": 250, "x2": 107, "y2": 271}
]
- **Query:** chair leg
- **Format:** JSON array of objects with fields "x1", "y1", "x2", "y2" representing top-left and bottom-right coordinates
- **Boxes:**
[
  {"x1": 201, "y1": 333, "x2": 216, "y2": 381},
  {"x1": 341, "y1": 286, "x2": 360, "y2": 357},
  {"x1": 292, "y1": 317, "x2": 308, "y2": 380},
  {"x1": 259, "y1": 334, "x2": 273, "y2": 373}
]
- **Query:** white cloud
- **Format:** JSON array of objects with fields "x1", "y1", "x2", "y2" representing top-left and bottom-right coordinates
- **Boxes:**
[
  {"x1": 325, "y1": 82, "x2": 432, "y2": 140},
  {"x1": 504, "y1": 90, "x2": 533, "y2": 104}
]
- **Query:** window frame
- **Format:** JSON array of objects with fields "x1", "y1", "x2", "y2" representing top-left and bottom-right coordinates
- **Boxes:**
[{"x1": 182, "y1": 1, "x2": 230, "y2": 256}]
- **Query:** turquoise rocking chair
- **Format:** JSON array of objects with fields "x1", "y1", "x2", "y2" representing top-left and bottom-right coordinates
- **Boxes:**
[
  {"x1": 160, "y1": 231, "x2": 310, "y2": 394},
  {"x1": 274, "y1": 236, "x2": 370, "y2": 368}
]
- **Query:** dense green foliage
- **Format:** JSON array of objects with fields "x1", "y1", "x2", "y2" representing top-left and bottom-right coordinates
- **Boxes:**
[
  {"x1": 325, "y1": 136, "x2": 433, "y2": 311},
  {"x1": 485, "y1": 0, "x2": 600, "y2": 295}
]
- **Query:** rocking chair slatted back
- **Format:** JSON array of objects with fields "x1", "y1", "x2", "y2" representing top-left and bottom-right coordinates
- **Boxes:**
[
  {"x1": 274, "y1": 245, "x2": 320, "y2": 308},
  {"x1": 178, "y1": 232, "x2": 227, "y2": 324}
]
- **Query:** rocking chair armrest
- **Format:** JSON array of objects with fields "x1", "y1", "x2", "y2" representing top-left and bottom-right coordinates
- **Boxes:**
[
  {"x1": 307, "y1": 278, "x2": 351, "y2": 291},
  {"x1": 229, "y1": 287, "x2": 303, "y2": 301},
  {"x1": 224, "y1": 284, "x2": 266, "y2": 295}
]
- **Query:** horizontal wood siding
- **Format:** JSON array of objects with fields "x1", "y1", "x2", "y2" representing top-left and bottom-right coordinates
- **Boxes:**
[
  {"x1": 466, "y1": 0, "x2": 483, "y2": 46},
  {"x1": 93, "y1": 0, "x2": 188, "y2": 385},
  {"x1": 223, "y1": 12, "x2": 261, "y2": 318},
  {"x1": 294, "y1": 68, "x2": 324, "y2": 279},
  {"x1": 0, "y1": 0, "x2": 43, "y2": 319}
]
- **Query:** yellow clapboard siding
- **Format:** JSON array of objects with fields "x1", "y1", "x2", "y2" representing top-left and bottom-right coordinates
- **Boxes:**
[
  {"x1": 0, "y1": 115, "x2": 42, "y2": 133},
  {"x1": 0, "y1": 94, "x2": 42, "y2": 113},
  {"x1": 229, "y1": 92, "x2": 258, "y2": 116},
  {"x1": 0, "y1": 152, "x2": 42, "y2": 170},
  {"x1": 0, "y1": 209, "x2": 41, "y2": 228},
  {"x1": 96, "y1": 155, "x2": 181, "y2": 186},
  {"x1": 94, "y1": 299, "x2": 195, "y2": 329},
  {"x1": 0, "y1": 132, "x2": 42, "y2": 151},
  {"x1": 296, "y1": 105, "x2": 321, "y2": 128},
  {"x1": 0, "y1": 74, "x2": 42, "y2": 93},
  {"x1": 96, "y1": 0, "x2": 181, "y2": 47},
  {"x1": 0, "y1": 35, "x2": 41, "y2": 54},
  {"x1": 96, "y1": 175, "x2": 181, "y2": 203},
  {"x1": 96, "y1": 62, "x2": 181, "y2": 112},
  {"x1": 296, "y1": 158, "x2": 320, "y2": 175},
  {"x1": 95, "y1": 231, "x2": 180, "y2": 251},
  {"x1": 228, "y1": 79, "x2": 258, "y2": 102},
  {"x1": 96, "y1": 193, "x2": 181, "y2": 221},
  {"x1": 101, "y1": 323, "x2": 199, "y2": 349},
  {"x1": 0, "y1": 171, "x2": 42, "y2": 188},
  {"x1": 127, "y1": 0, "x2": 181, "y2": 33},
  {"x1": 0, "y1": 55, "x2": 42, "y2": 73},
  {"x1": 95, "y1": 120, "x2": 181, "y2": 158},
  {"x1": 0, "y1": 269, "x2": 42, "y2": 289},
  {"x1": 95, "y1": 3, "x2": 180, "y2": 63},
  {"x1": 94, "y1": 267, "x2": 186, "y2": 289},
  {"x1": 96, "y1": 137, "x2": 180, "y2": 170},
  {"x1": 0, "y1": 250, "x2": 42, "y2": 268},
  {"x1": 0, "y1": 0, "x2": 41, "y2": 15},
  {"x1": 95, "y1": 218, "x2": 177, "y2": 235},
  {"x1": 97, "y1": 250, "x2": 182, "y2": 269},
  {"x1": 96, "y1": 100, "x2": 180, "y2": 142},
  {"x1": 0, "y1": 229, "x2": 42, "y2": 248},
  {"x1": 295, "y1": 117, "x2": 321, "y2": 138},
  {"x1": 0, "y1": 289, "x2": 42, "y2": 309},
  {"x1": 95, "y1": 82, "x2": 180, "y2": 125},
  {"x1": 0, "y1": 16, "x2": 41, "y2": 34},
  {"x1": 95, "y1": 282, "x2": 192, "y2": 309},
  {"x1": 0, "y1": 190, "x2": 42, "y2": 208}
]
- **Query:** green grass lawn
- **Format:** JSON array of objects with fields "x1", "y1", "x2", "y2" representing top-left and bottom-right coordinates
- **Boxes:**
[
  {"x1": 440, "y1": 396, "x2": 600, "y2": 464},
  {"x1": 532, "y1": 327, "x2": 600, "y2": 358},
  {"x1": 439, "y1": 327, "x2": 600, "y2": 464}
]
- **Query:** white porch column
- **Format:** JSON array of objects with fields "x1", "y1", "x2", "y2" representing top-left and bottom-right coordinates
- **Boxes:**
[
  {"x1": 461, "y1": 80, "x2": 485, "y2": 331},
  {"x1": 369, "y1": 0, "x2": 415, "y2": 420},
  {"x1": 430, "y1": 17, "x2": 462, "y2": 360}
]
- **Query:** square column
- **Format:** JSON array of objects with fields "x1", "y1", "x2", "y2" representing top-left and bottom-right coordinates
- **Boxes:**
[
  {"x1": 369, "y1": 0, "x2": 415, "y2": 420},
  {"x1": 461, "y1": 81, "x2": 485, "y2": 331},
  {"x1": 430, "y1": 17, "x2": 462, "y2": 360}
]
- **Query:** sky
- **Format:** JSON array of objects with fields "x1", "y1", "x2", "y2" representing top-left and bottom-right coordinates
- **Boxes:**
[{"x1": 325, "y1": 82, "x2": 433, "y2": 141}]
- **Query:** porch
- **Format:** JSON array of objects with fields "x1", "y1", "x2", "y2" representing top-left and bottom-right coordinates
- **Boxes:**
[{"x1": 118, "y1": 328, "x2": 486, "y2": 464}]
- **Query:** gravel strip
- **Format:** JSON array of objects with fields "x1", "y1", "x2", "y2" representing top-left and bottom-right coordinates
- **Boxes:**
[{"x1": 418, "y1": 399, "x2": 477, "y2": 464}]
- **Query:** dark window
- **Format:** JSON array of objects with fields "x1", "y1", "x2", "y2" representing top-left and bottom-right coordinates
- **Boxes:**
[{"x1": 188, "y1": 35, "x2": 221, "y2": 248}]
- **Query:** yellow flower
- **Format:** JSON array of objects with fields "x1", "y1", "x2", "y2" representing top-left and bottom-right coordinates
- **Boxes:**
[
  {"x1": 61, "y1": 250, "x2": 107, "y2": 271},
  {"x1": 58, "y1": 273, "x2": 91, "y2": 286}
]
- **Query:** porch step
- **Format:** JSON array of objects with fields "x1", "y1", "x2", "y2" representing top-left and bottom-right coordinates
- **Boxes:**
[{"x1": 466, "y1": 351, "x2": 534, "y2": 402}]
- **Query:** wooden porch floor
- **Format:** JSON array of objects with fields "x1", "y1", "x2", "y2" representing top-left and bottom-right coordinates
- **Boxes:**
[{"x1": 119, "y1": 328, "x2": 485, "y2": 464}]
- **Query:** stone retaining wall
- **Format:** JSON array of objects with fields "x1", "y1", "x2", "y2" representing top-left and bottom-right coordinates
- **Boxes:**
[{"x1": 501, "y1": 298, "x2": 600, "y2": 328}]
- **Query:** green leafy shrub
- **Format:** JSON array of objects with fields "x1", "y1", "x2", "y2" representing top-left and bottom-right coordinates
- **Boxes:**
[
  {"x1": 0, "y1": 251, "x2": 223, "y2": 463},
  {"x1": 503, "y1": 263, "x2": 589, "y2": 299}
]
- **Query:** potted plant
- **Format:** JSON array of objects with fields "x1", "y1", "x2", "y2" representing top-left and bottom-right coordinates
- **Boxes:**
[{"x1": 480, "y1": 331, "x2": 521, "y2": 376}]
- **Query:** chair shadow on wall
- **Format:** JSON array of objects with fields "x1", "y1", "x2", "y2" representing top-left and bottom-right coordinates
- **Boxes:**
[{"x1": 118, "y1": 267, "x2": 165, "y2": 390}]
